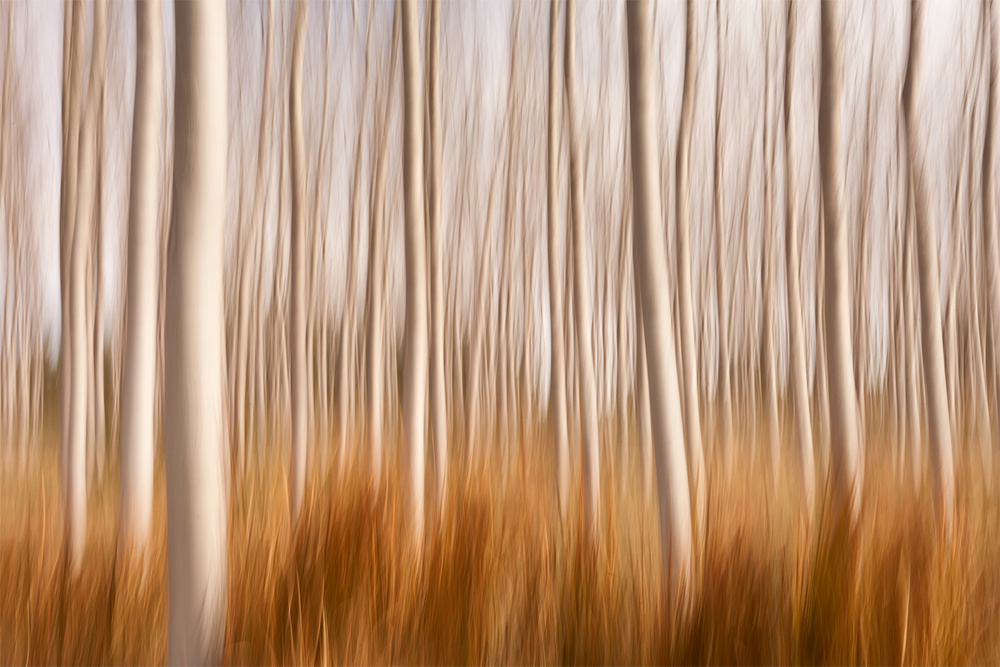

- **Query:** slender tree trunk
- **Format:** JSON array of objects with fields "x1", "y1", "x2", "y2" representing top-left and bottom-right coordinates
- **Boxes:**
[
  {"x1": 464, "y1": 175, "x2": 498, "y2": 471},
  {"x1": 338, "y1": 130, "x2": 364, "y2": 477},
  {"x1": 626, "y1": 0, "x2": 694, "y2": 611},
  {"x1": 59, "y1": 0, "x2": 84, "y2": 565},
  {"x1": 983, "y1": 0, "x2": 1000, "y2": 457},
  {"x1": 288, "y1": 0, "x2": 309, "y2": 524},
  {"x1": 904, "y1": 180, "x2": 923, "y2": 485},
  {"x1": 547, "y1": 0, "x2": 569, "y2": 516},
  {"x1": 366, "y1": 4, "x2": 399, "y2": 490},
  {"x1": 565, "y1": 0, "x2": 601, "y2": 532},
  {"x1": 67, "y1": 0, "x2": 107, "y2": 574},
  {"x1": 762, "y1": 13, "x2": 782, "y2": 489},
  {"x1": 676, "y1": 0, "x2": 707, "y2": 533},
  {"x1": 401, "y1": 0, "x2": 429, "y2": 544},
  {"x1": 164, "y1": 0, "x2": 228, "y2": 660},
  {"x1": 713, "y1": 0, "x2": 733, "y2": 477},
  {"x1": 425, "y1": 0, "x2": 447, "y2": 517},
  {"x1": 94, "y1": 137, "x2": 106, "y2": 486},
  {"x1": 903, "y1": 0, "x2": 955, "y2": 531},
  {"x1": 636, "y1": 303, "x2": 654, "y2": 501},
  {"x1": 119, "y1": 0, "x2": 162, "y2": 555},
  {"x1": 784, "y1": 0, "x2": 815, "y2": 520},
  {"x1": 818, "y1": 0, "x2": 862, "y2": 523}
]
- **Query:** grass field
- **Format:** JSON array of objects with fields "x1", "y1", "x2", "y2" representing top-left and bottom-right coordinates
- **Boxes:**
[{"x1": 2, "y1": 420, "x2": 999, "y2": 665}]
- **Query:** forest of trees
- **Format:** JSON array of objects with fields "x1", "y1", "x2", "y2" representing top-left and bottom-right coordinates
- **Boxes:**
[{"x1": 2, "y1": 0, "x2": 1000, "y2": 663}]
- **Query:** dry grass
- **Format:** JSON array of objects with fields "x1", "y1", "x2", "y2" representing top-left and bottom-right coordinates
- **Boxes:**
[{"x1": 1, "y1": 423, "x2": 998, "y2": 665}]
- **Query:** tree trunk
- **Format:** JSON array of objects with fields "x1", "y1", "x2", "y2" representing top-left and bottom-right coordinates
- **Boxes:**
[
  {"x1": 818, "y1": 0, "x2": 862, "y2": 524},
  {"x1": 67, "y1": 0, "x2": 107, "y2": 574},
  {"x1": 784, "y1": 0, "x2": 815, "y2": 521},
  {"x1": 904, "y1": 180, "x2": 923, "y2": 485},
  {"x1": 164, "y1": 0, "x2": 228, "y2": 660},
  {"x1": 676, "y1": 0, "x2": 707, "y2": 534},
  {"x1": 626, "y1": 0, "x2": 694, "y2": 611},
  {"x1": 565, "y1": 0, "x2": 600, "y2": 533},
  {"x1": 713, "y1": 0, "x2": 733, "y2": 477},
  {"x1": 425, "y1": 0, "x2": 447, "y2": 517},
  {"x1": 59, "y1": 0, "x2": 84, "y2": 569},
  {"x1": 636, "y1": 303, "x2": 654, "y2": 502},
  {"x1": 903, "y1": 0, "x2": 955, "y2": 532},
  {"x1": 401, "y1": 0, "x2": 429, "y2": 545},
  {"x1": 547, "y1": 0, "x2": 569, "y2": 516},
  {"x1": 288, "y1": 0, "x2": 309, "y2": 525},
  {"x1": 983, "y1": 0, "x2": 1000, "y2": 465},
  {"x1": 119, "y1": 0, "x2": 162, "y2": 555}
]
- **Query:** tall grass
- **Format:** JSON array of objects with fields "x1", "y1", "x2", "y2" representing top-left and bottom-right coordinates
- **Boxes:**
[{"x1": 1, "y1": 421, "x2": 998, "y2": 664}]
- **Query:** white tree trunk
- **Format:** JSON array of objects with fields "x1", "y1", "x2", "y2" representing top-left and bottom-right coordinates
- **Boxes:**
[
  {"x1": 59, "y1": 0, "x2": 84, "y2": 571},
  {"x1": 119, "y1": 0, "x2": 162, "y2": 555},
  {"x1": 565, "y1": 0, "x2": 601, "y2": 533},
  {"x1": 626, "y1": 0, "x2": 694, "y2": 610},
  {"x1": 818, "y1": 0, "x2": 862, "y2": 523},
  {"x1": 67, "y1": 0, "x2": 107, "y2": 574},
  {"x1": 677, "y1": 0, "x2": 707, "y2": 535},
  {"x1": 164, "y1": 0, "x2": 228, "y2": 660},
  {"x1": 784, "y1": 0, "x2": 816, "y2": 521},
  {"x1": 426, "y1": 0, "x2": 447, "y2": 516},
  {"x1": 904, "y1": 183, "x2": 923, "y2": 486},
  {"x1": 547, "y1": 0, "x2": 569, "y2": 516},
  {"x1": 903, "y1": 0, "x2": 955, "y2": 532},
  {"x1": 401, "y1": 0, "x2": 429, "y2": 545},
  {"x1": 288, "y1": 0, "x2": 309, "y2": 525},
  {"x1": 983, "y1": 0, "x2": 1000, "y2": 459}
]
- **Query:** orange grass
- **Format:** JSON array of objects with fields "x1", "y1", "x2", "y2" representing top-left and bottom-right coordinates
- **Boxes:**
[{"x1": 1, "y1": 421, "x2": 998, "y2": 664}]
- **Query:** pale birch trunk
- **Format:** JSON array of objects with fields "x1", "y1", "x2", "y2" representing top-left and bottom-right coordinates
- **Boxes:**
[
  {"x1": 464, "y1": 175, "x2": 498, "y2": 471},
  {"x1": 984, "y1": 0, "x2": 1000, "y2": 456},
  {"x1": 784, "y1": 0, "x2": 816, "y2": 520},
  {"x1": 164, "y1": 0, "x2": 228, "y2": 660},
  {"x1": 565, "y1": 0, "x2": 600, "y2": 532},
  {"x1": 119, "y1": 0, "x2": 162, "y2": 554},
  {"x1": 626, "y1": 0, "x2": 694, "y2": 610},
  {"x1": 547, "y1": 0, "x2": 570, "y2": 516},
  {"x1": 338, "y1": 130, "x2": 364, "y2": 477},
  {"x1": 904, "y1": 181, "x2": 924, "y2": 485},
  {"x1": 67, "y1": 0, "x2": 107, "y2": 573},
  {"x1": 426, "y1": 0, "x2": 447, "y2": 515},
  {"x1": 59, "y1": 0, "x2": 84, "y2": 560},
  {"x1": 366, "y1": 4, "x2": 399, "y2": 489},
  {"x1": 289, "y1": 0, "x2": 309, "y2": 525},
  {"x1": 676, "y1": 0, "x2": 707, "y2": 533},
  {"x1": 713, "y1": 1, "x2": 733, "y2": 476},
  {"x1": 401, "y1": 0, "x2": 429, "y2": 544},
  {"x1": 819, "y1": 0, "x2": 862, "y2": 523},
  {"x1": 903, "y1": 0, "x2": 956, "y2": 531}
]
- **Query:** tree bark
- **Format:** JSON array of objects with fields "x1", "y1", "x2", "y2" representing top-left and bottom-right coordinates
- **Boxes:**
[
  {"x1": 164, "y1": 0, "x2": 228, "y2": 660},
  {"x1": 59, "y1": 0, "x2": 84, "y2": 570},
  {"x1": 401, "y1": 0, "x2": 429, "y2": 544},
  {"x1": 818, "y1": 0, "x2": 862, "y2": 524},
  {"x1": 426, "y1": 0, "x2": 447, "y2": 516},
  {"x1": 983, "y1": 0, "x2": 1000, "y2": 460},
  {"x1": 565, "y1": 0, "x2": 601, "y2": 533},
  {"x1": 626, "y1": 0, "x2": 694, "y2": 611},
  {"x1": 784, "y1": 0, "x2": 816, "y2": 521},
  {"x1": 67, "y1": 0, "x2": 107, "y2": 574},
  {"x1": 288, "y1": 0, "x2": 309, "y2": 525},
  {"x1": 903, "y1": 0, "x2": 955, "y2": 531},
  {"x1": 119, "y1": 0, "x2": 162, "y2": 555},
  {"x1": 547, "y1": 0, "x2": 569, "y2": 516},
  {"x1": 676, "y1": 0, "x2": 707, "y2": 533}
]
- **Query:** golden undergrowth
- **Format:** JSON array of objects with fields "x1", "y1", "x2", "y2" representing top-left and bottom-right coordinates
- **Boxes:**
[{"x1": 1, "y1": 422, "x2": 998, "y2": 665}]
